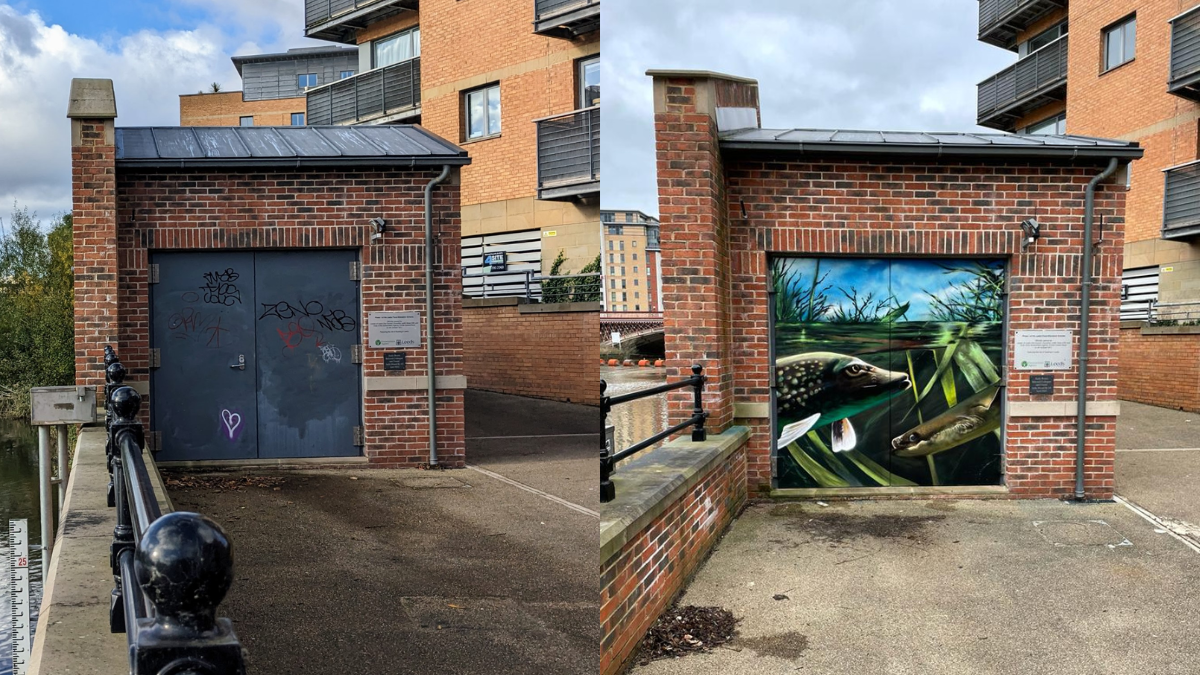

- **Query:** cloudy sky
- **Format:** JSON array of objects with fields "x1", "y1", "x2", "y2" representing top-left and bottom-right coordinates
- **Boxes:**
[
  {"x1": 0, "y1": 0, "x2": 321, "y2": 222},
  {"x1": 601, "y1": 0, "x2": 1017, "y2": 217}
]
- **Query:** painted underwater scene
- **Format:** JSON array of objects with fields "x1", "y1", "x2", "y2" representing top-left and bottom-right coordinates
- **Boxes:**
[{"x1": 772, "y1": 257, "x2": 1005, "y2": 489}]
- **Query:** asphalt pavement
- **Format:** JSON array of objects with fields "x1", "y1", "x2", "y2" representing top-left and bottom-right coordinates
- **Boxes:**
[{"x1": 165, "y1": 389, "x2": 600, "y2": 675}]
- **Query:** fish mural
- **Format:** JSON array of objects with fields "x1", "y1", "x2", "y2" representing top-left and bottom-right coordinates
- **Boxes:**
[
  {"x1": 773, "y1": 257, "x2": 1005, "y2": 488},
  {"x1": 775, "y1": 352, "x2": 912, "y2": 452}
]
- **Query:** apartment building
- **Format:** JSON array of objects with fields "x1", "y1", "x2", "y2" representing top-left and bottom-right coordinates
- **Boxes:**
[
  {"x1": 180, "y1": 46, "x2": 358, "y2": 126},
  {"x1": 600, "y1": 210, "x2": 660, "y2": 312},
  {"x1": 976, "y1": 0, "x2": 1200, "y2": 409},
  {"x1": 301, "y1": 0, "x2": 601, "y2": 298}
]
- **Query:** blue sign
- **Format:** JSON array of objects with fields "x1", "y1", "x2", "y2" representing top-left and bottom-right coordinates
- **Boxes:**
[{"x1": 483, "y1": 251, "x2": 507, "y2": 272}]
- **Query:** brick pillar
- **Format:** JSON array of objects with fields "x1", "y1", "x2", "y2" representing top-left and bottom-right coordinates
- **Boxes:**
[
  {"x1": 68, "y1": 78, "x2": 119, "y2": 388},
  {"x1": 649, "y1": 70, "x2": 759, "y2": 433}
]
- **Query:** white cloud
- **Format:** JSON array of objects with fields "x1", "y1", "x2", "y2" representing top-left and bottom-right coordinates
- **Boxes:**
[{"x1": 0, "y1": 1, "x2": 316, "y2": 220}]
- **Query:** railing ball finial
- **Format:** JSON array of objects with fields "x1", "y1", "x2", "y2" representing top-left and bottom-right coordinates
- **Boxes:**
[
  {"x1": 135, "y1": 512, "x2": 233, "y2": 635},
  {"x1": 692, "y1": 363, "x2": 703, "y2": 376},
  {"x1": 111, "y1": 386, "x2": 142, "y2": 422},
  {"x1": 104, "y1": 345, "x2": 116, "y2": 366},
  {"x1": 106, "y1": 361, "x2": 127, "y2": 386}
]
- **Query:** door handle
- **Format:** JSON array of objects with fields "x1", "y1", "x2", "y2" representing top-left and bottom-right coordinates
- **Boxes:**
[{"x1": 230, "y1": 354, "x2": 245, "y2": 370}]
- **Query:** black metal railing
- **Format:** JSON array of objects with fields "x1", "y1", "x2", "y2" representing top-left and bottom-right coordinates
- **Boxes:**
[
  {"x1": 461, "y1": 271, "x2": 601, "y2": 302},
  {"x1": 307, "y1": 58, "x2": 421, "y2": 126},
  {"x1": 977, "y1": 34, "x2": 1067, "y2": 128},
  {"x1": 535, "y1": 107, "x2": 600, "y2": 199},
  {"x1": 1163, "y1": 161, "x2": 1200, "y2": 239},
  {"x1": 1170, "y1": 5, "x2": 1200, "y2": 99},
  {"x1": 977, "y1": 0, "x2": 1064, "y2": 47},
  {"x1": 102, "y1": 346, "x2": 246, "y2": 674},
  {"x1": 305, "y1": 0, "x2": 392, "y2": 27},
  {"x1": 533, "y1": 0, "x2": 599, "y2": 37},
  {"x1": 600, "y1": 365, "x2": 707, "y2": 503}
]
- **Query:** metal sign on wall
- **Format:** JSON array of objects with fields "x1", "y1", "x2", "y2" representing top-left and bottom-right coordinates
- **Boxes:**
[
  {"x1": 369, "y1": 311, "x2": 421, "y2": 348},
  {"x1": 1013, "y1": 330, "x2": 1073, "y2": 370}
]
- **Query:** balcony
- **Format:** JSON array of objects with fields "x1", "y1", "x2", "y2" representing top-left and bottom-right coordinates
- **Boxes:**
[
  {"x1": 977, "y1": 35, "x2": 1067, "y2": 131},
  {"x1": 1169, "y1": 6, "x2": 1200, "y2": 100},
  {"x1": 306, "y1": 58, "x2": 420, "y2": 126},
  {"x1": 1163, "y1": 161, "x2": 1200, "y2": 239},
  {"x1": 535, "y1": 107, "x2": 599, "y2": 201},
  {"x1": 978, "y1": 0, "x2": 1066, "y2": 50},
  {"x1": 533, "y1": 0, "x2": 599, "y2": 38},
  {"x1": 304, "y1": 0, "x2": 417, "y2": 44}
]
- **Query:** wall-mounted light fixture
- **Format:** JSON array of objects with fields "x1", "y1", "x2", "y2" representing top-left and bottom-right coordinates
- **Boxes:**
[
  {"x1": 369, "y1": 217, "x2": 388, "y2": 242},
  {"x1": 1020, "y1": 218, "x2": 1040, "y2": 250}
]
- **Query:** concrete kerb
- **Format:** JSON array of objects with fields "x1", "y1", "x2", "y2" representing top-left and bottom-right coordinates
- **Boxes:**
[{"x1": 600, "y1": 427, "x2": 750, "y2": 563}]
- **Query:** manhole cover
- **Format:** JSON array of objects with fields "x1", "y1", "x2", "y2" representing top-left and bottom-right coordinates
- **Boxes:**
[{"x1": 1033, "y1": 520, "x2": 1132, "y2": 548}]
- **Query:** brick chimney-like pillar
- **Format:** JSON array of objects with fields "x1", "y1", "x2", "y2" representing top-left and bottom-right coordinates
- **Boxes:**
[
  {"x1": 67, "y1": 78, "x2": 119, "y2": 389},
  {"x1": 648, "y1": 70, "x2": 759, "y2": 434}
]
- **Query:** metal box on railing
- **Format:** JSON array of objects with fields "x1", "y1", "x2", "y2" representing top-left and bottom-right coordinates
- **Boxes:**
[{"x1": 30, "y1": 386, "x2": 98, "y2": 425}]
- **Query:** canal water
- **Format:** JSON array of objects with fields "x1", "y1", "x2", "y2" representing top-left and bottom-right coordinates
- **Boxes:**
[
  {"x1": 602, "y1": 366, "x2": 668, "y2": 459},
  {"x1": 0, "y1": 420, "x2": 44, "y2": 675}
]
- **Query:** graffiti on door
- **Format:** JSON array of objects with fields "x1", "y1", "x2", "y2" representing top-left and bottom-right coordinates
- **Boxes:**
[{"x1": 772, "y1": 257, "x2": 1005, "y2": 488}]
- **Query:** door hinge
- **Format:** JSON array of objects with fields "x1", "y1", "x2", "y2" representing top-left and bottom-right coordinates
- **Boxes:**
[
  {"x1": 349, "y1": 262, "x2": 362, "y2": 281},
  {"x1": 149, "y1": 348, "x2": 161, "y2": 369},
  {"x1": 147, "y1": 431, "x2": 162, "y2": 455},
  {"x1": 353, "y1": 426, "x2": 365, "y2": 446},
  {"x1": 350, "y1": 345, "x2": 362, "y2": 364},
  {"x1": 148, "y1": 264, "x2": 160, "y2": 284}
]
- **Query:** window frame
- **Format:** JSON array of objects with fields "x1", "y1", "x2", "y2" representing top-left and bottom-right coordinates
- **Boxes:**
[
  {"x1": 297, "y1": 73, "x2": 318, "y2": 89},
  {"x1": 239, "y1": 116, "x2": 254, "y2": 127},
  {"x1": 1018, "y1": 21, "x2": 1067, "y2": 57},
  {"x1": 577, "y1": 55, "x2": 599, "y2": 109},
  {"x1": 339, "y1": 70, "x2": 355, "y2": 79},
  {"x1": 291, "y1": 112, "x2": 305, "y2": 126},
  {"x1": 373, "y1": 26, "x2": 420, "y2": 69},
  {"x1": 463, "y1": 82, "x2": 501, "y2": 142},
  {"x1": 1021, "y1": 112, "x2": 1066, "y2": 135},
  {"x1": 1102, "y1": 14, "x2": 1136, "y2": 74}
]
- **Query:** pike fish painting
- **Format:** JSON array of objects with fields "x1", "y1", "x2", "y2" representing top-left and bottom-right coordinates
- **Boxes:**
[{"x1": 773, "y1": 256, "x2": 1005, "y2": 489}]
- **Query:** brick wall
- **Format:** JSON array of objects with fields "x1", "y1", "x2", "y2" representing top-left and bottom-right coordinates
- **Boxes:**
[
  {"x1": 72, "y1": 117, "x2": 466, "y2": 467},
  {"x1": 179, "y1": 91, "x2": 306, "y2": 127},
  {"x1": 652, "y1": 72, "x2": 1128, "y2": 500},
  {"x1": 599, "y1": 442, "x2": 748, "y2": 675},
  {"x1": 462, "y1": 299, "x2": 599, "y2": 405},
  {"x1": 1119, "y1": 325, "x2": 1200, "y2": 411}
]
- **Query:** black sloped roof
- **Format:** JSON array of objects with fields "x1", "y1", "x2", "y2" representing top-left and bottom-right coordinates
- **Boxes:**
[{"x1": 115, "y1": 125, "x2": 469, "y2": 169}]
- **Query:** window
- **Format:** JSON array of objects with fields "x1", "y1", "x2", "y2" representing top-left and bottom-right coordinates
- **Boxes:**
[
  {"x1": 374, "y1": 26, "x2": 420, "y2": 68},
  {"x1": 1022, "y1": 113, "x2": 1066, "y2": 135},
  {"x1": 610, "y1": 279, "x2": 616, "y2": 289},
  {"x1": 619, "y1": 241, "x2": 624, "y2": 251},
  {"x1": 633, "y1": 253, "x2": 638, "y2": 261},
  {"x1": 1019, "y1": 22, "x2": 1067, "y2": 57},
  {"x1": 291, "y1": 113, "x2": 305, "y2": 126},
  {"x1": 633, "y1": 240, "x2": 638, "y2": 247},
  {"x1": 634, "y1": 267, "x2": 639, "y2": 274},
  {"x1": 340, "y1": 70, "x2": 355, "y2": 79},
  {"x1": 1104, "y1": 16, "x2": 1136, "y2": 72},
  {"x1": 239, "y1": 116, "x2": 254, "y2": 127},
  {"x1": 608, "y1": 253, "x2": 614, "y2": 263},
  {"x1": 609, "y1": 266, "x2": 615, "y2": 275},
  {"x1": 634, "y1": 278, "x2": 639, "y2": 286},
  {"x1": 298, "y1": 73, "x2": 318, "y2": 88},
  {"x1": 465, "y1": 83, "x2": 501, "y2": 140},
  {"x1": 635, "y1": 292, "x2": 640, "y2": 298},
  {"x1": 607, "y1": 225, "x2": 623, "y2": 235},
  {"x1": 620, "y1": 253, "x2": 625, "y2": 263},
  {"x1": 578, "y1": 55, "x2": 599, "y2": 108},
  {"x1": 635, "y1": 305, "x2": 640, "y2": 311},
  {"x1": 621, "y1": 266, "x2": 626, "y2": 276}
]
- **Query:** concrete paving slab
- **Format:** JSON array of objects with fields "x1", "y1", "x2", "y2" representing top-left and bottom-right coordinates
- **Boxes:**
[
  {"x1": 631, "y1": 499, "x2": 1200, "y2": 675},
  {"x1": 1116, "y1": 401, "x2": 1200, "y2": 450}
]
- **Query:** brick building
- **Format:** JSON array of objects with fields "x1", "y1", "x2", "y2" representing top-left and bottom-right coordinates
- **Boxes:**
[
  {"x1": 649, "y1": 70, "x2": 1142, "y2": 499},
  {"x1": 298, "y1": 0, "x2": 601, "y2": 298},
  {"x1": 71, "y1": 78, "x2": 470, "y2": 467},
  {"x1": 974, "y1": 0, "x2": 1200, "y2": 410},
  {"x1": 179, "y1": 46, "x2": 358, "y2": 127},
  {"x1": 600, "y1": 209, "x2": 661, "y2": 312}
]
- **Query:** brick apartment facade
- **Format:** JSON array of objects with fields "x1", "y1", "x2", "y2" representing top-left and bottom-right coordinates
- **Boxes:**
[
  {"x1": 73, "y1": 78, "x2": 470, "y2": 467},
  {"x1": 297, "y1": 0, "x2": 601, "y2": 293},
  {"x1": 600, "y1": 209, "x2": 661, "y2": 312},
  {"x1": 650, "y1": 70, "x2": 1141, "y2": 499},
  {"x1": 975, "y1": 0, "x2": 1200, "y2": 411}
]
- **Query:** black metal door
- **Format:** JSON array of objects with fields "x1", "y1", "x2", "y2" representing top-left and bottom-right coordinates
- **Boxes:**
[
  {"x1": 151, "y1": 252, "x2": 259, "y2": 461},
  {"x1": 252, "y1": 251, "x2": 361, "y2": 458}
]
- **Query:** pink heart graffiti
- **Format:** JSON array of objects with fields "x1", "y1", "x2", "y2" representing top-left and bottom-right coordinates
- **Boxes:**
[{"x1": 221, "y1": 409, "x2": 243, "y2": 441}]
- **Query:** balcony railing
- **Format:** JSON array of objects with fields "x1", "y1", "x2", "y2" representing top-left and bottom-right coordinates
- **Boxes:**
[
  {"x1": 977, "y1": 34, "x2": 1067, "y2": 130},
  {"x1": 1163, "y1": 161, "x2": 1200, "y2": 239},
  {"x1": 535, "y1": 106, "x2": 599, "y2": 201},
  {"x1": 977, "y1": 0, "x2": 1065, "y2": 49},
  {"x1": 305, "y1": 0, "x2": 416, "y2": 44},
  {"x1": 307, "y1": 58, "x2": 421, "y2": 126},
  {"x1": 533, "y1": 0, "x2": 599, "y2": 38},
  {"x1": 1170, "y1": 6, "x2": 1200, "y2": 100}
]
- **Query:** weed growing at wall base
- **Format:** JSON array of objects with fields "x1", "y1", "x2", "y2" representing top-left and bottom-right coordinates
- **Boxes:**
[{"x1": 0, "y1": 206, "x2": 75, "y2": 417}]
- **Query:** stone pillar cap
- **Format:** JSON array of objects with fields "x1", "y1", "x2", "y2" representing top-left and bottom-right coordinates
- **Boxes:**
[
  {"x1": 67, "y1": 78, "x2": 117, "y2": 119},
  {"x1": 645, "y1": 69, "x2": 758, "y2": 84}
]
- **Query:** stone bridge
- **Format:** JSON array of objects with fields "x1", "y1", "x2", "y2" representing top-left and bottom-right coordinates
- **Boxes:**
[{"x1": 600, "y1": 312, "x2": 664, "y2": 353}]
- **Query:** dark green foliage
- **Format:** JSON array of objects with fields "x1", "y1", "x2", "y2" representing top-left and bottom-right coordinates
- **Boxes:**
[
  {"x1": 541, "y1": 251, "x2": 601, "y2": 304},
  {"x1": 826, "y1": 288, "x2": 909, "y2": 324},
  {"x1": 573, "y1": 253, "x2": 602, "y2": 302},
  {"x1": 924, "y1": 262, "x2": 1004, "y2": 323},
  {"x1": 772, "y1": 259, "x2": 831, "y2": 324},
  {"x1": 0, "y1": 207, "x2": 75, "y2": 417},
  {"x1": 541, "y1": 250, "x2": 571, "y2": 303}
]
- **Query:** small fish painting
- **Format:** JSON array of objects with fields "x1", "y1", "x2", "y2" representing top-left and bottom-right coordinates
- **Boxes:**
[{"x1": 891, "y1": 386, "x2": 1001, "y2": 457}]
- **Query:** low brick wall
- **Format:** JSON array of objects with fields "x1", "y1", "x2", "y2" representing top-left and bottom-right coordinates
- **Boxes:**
[
  {"x1": 462, "y1": 298, "x2": 600, "y2": 405},
  {"x1": 1119, "y1": 323, "x2": 1200, "y2": 412},
  {"x1": 600, "y1": 428, "x2": 750, "y2": 675}
]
